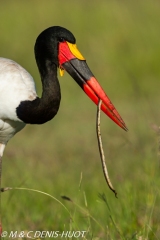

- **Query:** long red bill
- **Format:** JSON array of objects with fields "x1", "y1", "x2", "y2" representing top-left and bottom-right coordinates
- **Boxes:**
[{"x1": 58, "y1": 41, "x2": 128, "y2": 131}]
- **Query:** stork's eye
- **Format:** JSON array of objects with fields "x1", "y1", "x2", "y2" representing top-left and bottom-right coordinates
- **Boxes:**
[{"x1": 59, "y1": 37, "x2": 65, "y2": 42}]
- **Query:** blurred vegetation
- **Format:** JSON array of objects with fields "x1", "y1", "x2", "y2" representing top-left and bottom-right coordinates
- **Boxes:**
[{"x1": 0, "y1": 0, "x2": 160, "y2": 239}]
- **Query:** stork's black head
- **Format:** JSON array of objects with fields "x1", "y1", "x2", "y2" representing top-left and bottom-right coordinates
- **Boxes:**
[
  {"x1": 34, "y1": 26, "x2": 127, "y2": 131},
  {"x1": 34, "y1": 26, "x2": 76, "y2": 68}
]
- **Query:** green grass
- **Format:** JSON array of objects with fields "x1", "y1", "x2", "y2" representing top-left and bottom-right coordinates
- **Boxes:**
[{"x1": 0, "y1": 0, "x2": 160, "y2": 239}]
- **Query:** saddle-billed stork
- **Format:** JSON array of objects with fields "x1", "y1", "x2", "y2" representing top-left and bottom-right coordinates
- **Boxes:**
[{"x1": 0, "y1": 26, "x2": 127, "y2": 229}]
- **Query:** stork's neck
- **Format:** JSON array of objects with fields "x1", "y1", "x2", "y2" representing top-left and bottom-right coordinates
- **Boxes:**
[{"x1": 16, "y1": 60, "x2": 61, "y2": 124}]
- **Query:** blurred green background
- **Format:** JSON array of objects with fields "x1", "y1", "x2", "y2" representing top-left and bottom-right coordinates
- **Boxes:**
[{"x1": 0, "y1": 1, "x2": 160, "y2": 239}]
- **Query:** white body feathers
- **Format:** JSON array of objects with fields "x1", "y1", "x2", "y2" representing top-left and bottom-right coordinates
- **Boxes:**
[{"x1": 0, "y1": 58, "x2": 37, "y2": 154}]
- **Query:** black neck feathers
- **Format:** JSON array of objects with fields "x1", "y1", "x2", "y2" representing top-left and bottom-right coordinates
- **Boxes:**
[
  {"x1": 16, "y1": 62, "x2": 61, "y2": 124},
  {"x1": 16, "y1": 26, "x2": 76, "y2": 124}
]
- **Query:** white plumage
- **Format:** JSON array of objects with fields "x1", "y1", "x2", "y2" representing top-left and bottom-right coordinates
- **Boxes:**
[{"x1": 0, "y1": 58, "x2": 37, "y2": 154}]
